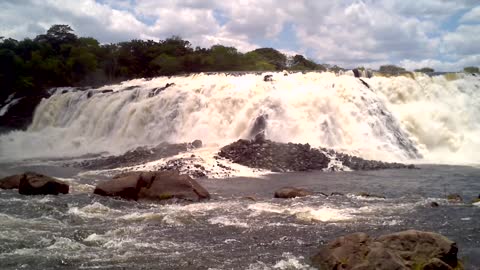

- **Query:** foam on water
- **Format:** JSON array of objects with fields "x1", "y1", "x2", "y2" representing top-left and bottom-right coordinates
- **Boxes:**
[{"x1": 3, "y1": 71, "x2": 477, "y2": 165}]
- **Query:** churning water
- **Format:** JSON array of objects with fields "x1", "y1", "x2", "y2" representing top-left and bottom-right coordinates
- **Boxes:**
[
  {"x1": 0, "y1": 71, "x2": 479, "y2": 164},
  {"x1": 0, "y1": 71, "x2": 479, "y2": 269}
]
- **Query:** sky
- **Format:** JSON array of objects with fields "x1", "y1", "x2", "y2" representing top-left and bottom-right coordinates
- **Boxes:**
[{"x1": 0, "y1": 0, "x2": 479, "y2": 71}]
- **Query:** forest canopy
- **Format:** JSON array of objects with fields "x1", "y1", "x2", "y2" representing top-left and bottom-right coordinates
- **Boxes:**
[{"x1": 0, "y1": 24, "x2": 324, "y2": 100}]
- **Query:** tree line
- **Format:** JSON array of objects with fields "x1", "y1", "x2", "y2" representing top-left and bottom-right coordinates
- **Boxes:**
[
  {"x1": 1, "y1": 25, "x2": 478, "y2": 102},
  {"x1": 0, "y1": 25, "x2": 325, "y2": 101}
]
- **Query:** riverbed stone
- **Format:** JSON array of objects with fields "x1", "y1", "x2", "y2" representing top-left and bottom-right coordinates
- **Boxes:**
[
  {"x1": 18, "y1": 172, "x2": 69, "y2": 195},
  {"x1": 311, "y1": 230, "x2": 461, "y2": 270},
  {"x1": 274, "y1": 187, "x2": 313, "y2": 199},
  {"x1": 94, "y1": 171, "x2": 210, "y2": 202},
  {"x1": 0, "y1": 174, "x2": 23, "y2": 189}
]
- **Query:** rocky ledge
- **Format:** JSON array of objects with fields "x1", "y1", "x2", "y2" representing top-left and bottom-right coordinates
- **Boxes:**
[
  {"x1": 72, "y1": 140, "x2": 203, "y2": 170},
  {"x1": 311, "y1": 230, "x2": 462, "y2": 270},
  {"x1": 94, "y1": 170, "x2": 210, "y2": 202},
  {"x1": 218, "y1": 136, "x2": 414, "y2": 172}
]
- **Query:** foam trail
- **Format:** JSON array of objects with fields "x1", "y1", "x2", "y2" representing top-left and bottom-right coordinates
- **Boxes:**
[{"x1": 0, "y1": 72, "x2": 478, "y2": 164}]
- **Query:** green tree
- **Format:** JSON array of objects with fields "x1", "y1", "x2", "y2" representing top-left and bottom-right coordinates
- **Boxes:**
[
  {"x1": 414, "y1": 67, "x2": 434, "y2": 73},
  {"x1": 464, "y1": 66, "x2": 479, "y2": 73}
]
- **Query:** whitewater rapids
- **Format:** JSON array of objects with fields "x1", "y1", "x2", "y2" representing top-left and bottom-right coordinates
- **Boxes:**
[{"x1": 0, "y1": 71, "x2": 478, "y2": 164}]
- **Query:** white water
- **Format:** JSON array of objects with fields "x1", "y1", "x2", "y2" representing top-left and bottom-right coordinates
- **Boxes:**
[{"x1": 0, "y1": 71, "x2": 479, "y2": 164}]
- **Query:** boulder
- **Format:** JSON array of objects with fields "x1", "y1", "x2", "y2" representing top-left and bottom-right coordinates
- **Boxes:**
[
  {"x1": 311, "y1": 230, "x2": 461, "y2": 270},
  {"x1": 191, "y1": 140, "x2": 203, "y2": 148},
  {"x1": 274, "y1": 187, "x2": 313, "y2": 199},
  {"x1": 94, "y1": 171, "x2": 210, "y2": 202},
  {"x1": 430, "y1": 201, "x2": 440, "y2": 207},
  {"x1": 447, "y1": 194, "x2": 463, "y2": 203},
  {"x1": 17, "y1": 172, "x2": 69, "y2": 195},
  {"x1": 0, "y1": 174, "x2": 23, "y2": 189}
]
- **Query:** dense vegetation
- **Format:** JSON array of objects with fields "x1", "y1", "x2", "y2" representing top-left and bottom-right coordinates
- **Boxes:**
[{"x1": 0, "y1": 25, "x2": 324, "y2": 101}]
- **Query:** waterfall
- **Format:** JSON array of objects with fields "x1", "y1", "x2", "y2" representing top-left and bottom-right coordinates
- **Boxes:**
[{"x1": 1, "y1": 71, "x2": 478, "y2": 164}]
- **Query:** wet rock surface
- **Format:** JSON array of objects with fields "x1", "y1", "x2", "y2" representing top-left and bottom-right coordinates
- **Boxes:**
[
  {"x1": 311, "y1": 230, "x2": 461, "y2": 270},
  {"x1": 71, "y1": 141, "x2": 202, "y2": 170},
  {"x1": 218, "y1": 138, "x2": 414, "y2": 172},
  {"x1": 94, "y1": 170, "x2": 210, "y2": 202},
  {"x1": 0, "y1": 172, "x2": 69, "y2": 195},
  {"x1": 274, "y1": 187, "x2": 313, "y2": 199}
]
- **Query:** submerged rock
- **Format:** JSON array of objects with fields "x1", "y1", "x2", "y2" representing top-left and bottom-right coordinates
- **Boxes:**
[
  {"x1": 311, "y1": 230, "x2": 461, "y2": 270},
  {"x1": 274, "y1": 187, "x2": 313, "y2": 199},
  {"x1": 1, "y1": 172, "x2": 69, "y2": 195},
  {"x1": 94, "y1": 171, "x2": 210, "y2": 202}
]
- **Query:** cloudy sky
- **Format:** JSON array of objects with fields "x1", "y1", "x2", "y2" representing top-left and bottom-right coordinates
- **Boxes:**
[{"x1": 1, "y1": 0, "x2": 479, "y2": 71}]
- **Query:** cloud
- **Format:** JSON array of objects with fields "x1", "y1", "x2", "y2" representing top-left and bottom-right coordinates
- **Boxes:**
[
  {"x1": 460, "y1": 6, "x2": 480, "y2": 23},
  {"x1": 0, "y1": 0, "x2": 478, "y2": 71}
]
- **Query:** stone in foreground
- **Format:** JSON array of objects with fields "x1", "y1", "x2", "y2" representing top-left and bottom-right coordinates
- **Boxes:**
[
  {"x1": 274, "y1": 187, "x2": 313, "y2": 199},
  {"x1": 94, "y1": 171, "x2": 210, "y2": 202},
  {"x1": 0, "y1": 172, "x2": 69, "y2": 195},
  {"x1": 311, "y1": 230, "x2": 461, "y2": 270},
  {"x1": 0, "y1": 174, "x2": 23, "y2": 189}
]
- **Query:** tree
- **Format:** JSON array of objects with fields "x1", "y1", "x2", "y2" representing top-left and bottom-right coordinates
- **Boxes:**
[
  {"x1": 379, "y1": 65, "x2": 406, "y2": 75},
  {"x1": 250, "y1": 48, "x2": 287, "y2": 70},
  {"x1": 414, "y1": 67, "x2": 434, "y2": 73},
  {"x1": 464, "y1": 66, "x2": 479, "y2": 73}
]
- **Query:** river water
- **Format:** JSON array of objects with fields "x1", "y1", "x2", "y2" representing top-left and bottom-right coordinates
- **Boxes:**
[{"x1": 1, "y1": 164, "x2": 479, "y2": 269}]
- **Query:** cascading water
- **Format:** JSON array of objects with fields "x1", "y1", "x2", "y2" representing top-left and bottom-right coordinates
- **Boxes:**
[{"x1": 0, "y1": 71, "x2": 478, "y2": 164}]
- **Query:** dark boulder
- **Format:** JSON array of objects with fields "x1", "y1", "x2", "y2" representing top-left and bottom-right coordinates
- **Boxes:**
[
  {"x1": 94, "y1": 171, "x2": 210, "y2": 202},
  {"x1": 311, "y1": 230, "x2": 461, "y2": 270},
  {"x1": 352, "y1": 69, "x2": 361, "y2": 78},
  {"x1": 430, "y1": 201, "x2": 440, "y2": 207},
  {"x1": 0, "y1": 92, "x2": 50, "y2": 130},
  {"x1": 249, "y1": 114, "x2": 268, "y2": 139},
  {"x1": 264, "y1": 74, "x2": 273, "y2": 82},
  {"x1": 191, "y1": 140, "x2": 203, "y2": 148},
  {"x1": 274, "y1": 187, "x2": 313, "y2": 199},
  {"x1": 0, "y1": 174, "x2": 23, "y2": 189},
  {"x1": 14, "y1": 172, "x2": 69, "y2": 195}
]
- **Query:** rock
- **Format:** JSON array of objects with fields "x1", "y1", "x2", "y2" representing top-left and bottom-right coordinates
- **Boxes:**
[
  {"x1": 0, "y1": 174, "x2": 23, "y2": 189},
  {"x1": 17, "y1": 172, "x2": 69, "y2": 195},
  {"x1": 219, "y1": 139, "x2": 413, "y2": 172},
  {"x1": 94, "y1": 171, "x2": 210, "y2": 202},
  {"x1": 352, "y1": 69, "x2": 361, "y2": 78},
  {"x1": 330, "y1": 192, "x2": 344, "y2": 196},
  {"x1": 430, "y1": 201, "x2": 440, "y2": 207},
  {"x1": 263, "y1": 74, "x2": 273, "y2": 82},
  {"x1": 358, "y1": 192, "x2": 386, "y2": 199},
  {"x1": 311, "y1": 230, "x2": 461, "y2": 270},
  {"x1": 101, "y1": 90, "x2": 113, "y2": 93},
  {"x1": 359, "y1": 78, "x2": 370, "y2": 89},
  {"x1": 447, "y1": 193, "x2": 463, "y2": 203},
  {"x1": 274, "y1": 187, "x2": 313, "y2": 199},
  {"x1": 249, "y1": 114, "x2": 268, "y2": 139},
  {"x1": 191, "y1": 140, "x2": 202, "y2": 148}
]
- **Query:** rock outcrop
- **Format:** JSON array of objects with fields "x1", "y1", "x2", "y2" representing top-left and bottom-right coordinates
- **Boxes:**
[
  {"x1": 218, "y1": 138, "x2": 414, "y2": 172},
  {"x1": 94, "y1": 171, "x2": 210, "y2": 202},
  {"x1": 311, "y1": 230, "x2": 461, "y2": 270},
  {"x1": 0, "y1": 174, "x2": 23, "y2": 189},
  {"x1": 0, "y1": 172, "x2": 69, "y2": 195},
  {"x1": 274, "y1": 187, "x2": 313, "y2": 199},
  {"x1": 73, "y1": 141, "x2": 202, "y2": 170}
]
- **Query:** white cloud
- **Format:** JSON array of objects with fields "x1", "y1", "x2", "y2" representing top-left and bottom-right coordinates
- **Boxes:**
[
  {"x1": 0, "y1": 0, "x2": 478, "y2": 71},
  {"x1": 460, "y1": 6, "x2": 480, "y2": 23}
]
